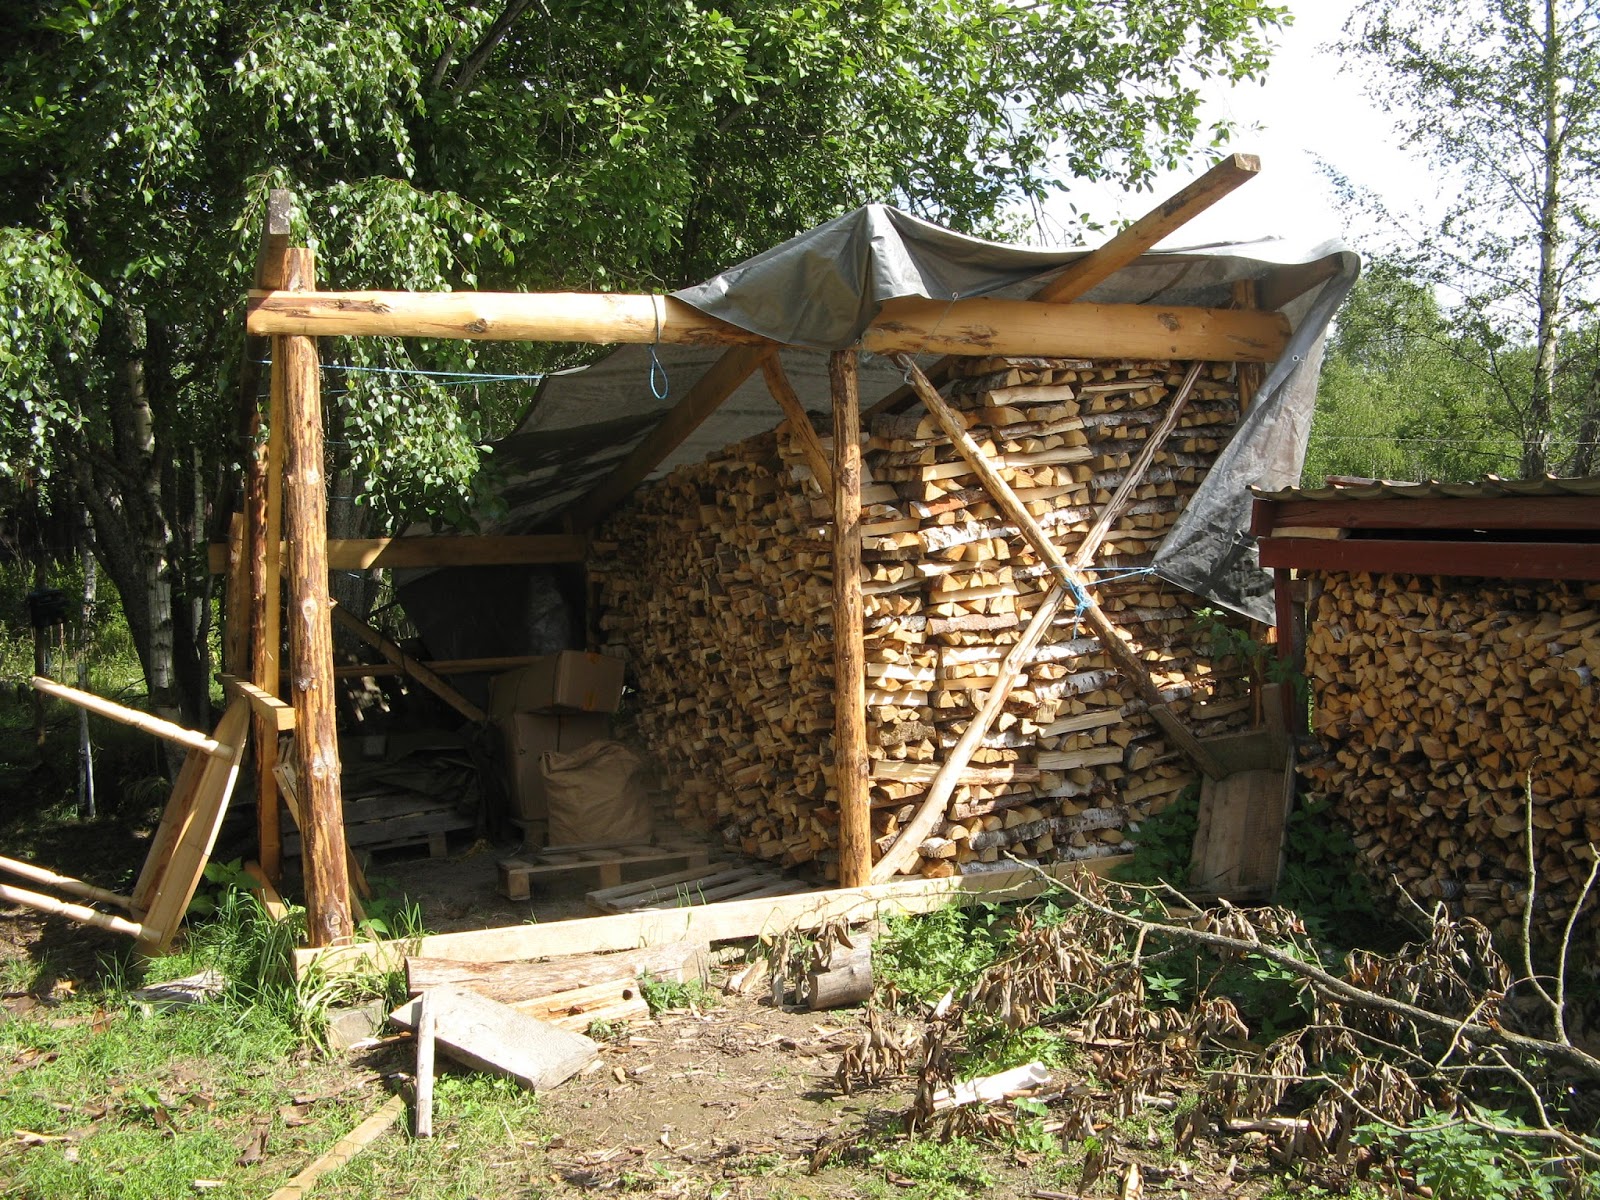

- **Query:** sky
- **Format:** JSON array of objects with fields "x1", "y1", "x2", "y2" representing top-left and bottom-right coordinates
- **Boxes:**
[{"x1": 1040, "y1": 0, "x2": 1432, "y2": 253}]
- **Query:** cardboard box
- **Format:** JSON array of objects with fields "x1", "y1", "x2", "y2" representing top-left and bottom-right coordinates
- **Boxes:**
[
  {"x1": 490, "y1": 651, "x2": 625, "y2": 717},
  {"x1": 501, "y1": 712, "x2": 612, "y2": 823}
]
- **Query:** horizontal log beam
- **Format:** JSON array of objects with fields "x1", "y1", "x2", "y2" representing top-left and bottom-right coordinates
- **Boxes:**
[
  {"x1": 330, "y1": 655, "x2": 540, "y2": 678},
  {"x1": 293, "y1": 856, "x2": 1132, "y2": 977},
  {"x1": 31, "y1": 676, "x2": 234, "y2": 757},
  {"x1": 1257, "y1": 536, "x2": 1600, "y2": 581},
  {"x1": 246, "y1": 290, "x2": 1290, "y2": 363},
  {"x1": 1252, "y1": 496, "x2": 1600, "y2": 536},
  {"x1": 207, "y1": 534, "x2": 588, "y2": 573}
]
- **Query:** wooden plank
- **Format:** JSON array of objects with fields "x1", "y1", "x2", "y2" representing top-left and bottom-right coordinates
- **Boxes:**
[
  {"x1": 30, "y1": 677, "x2": 233, "y2": 758},
  {"x1": 1256, "y1": 537, "x2": 1600, "y2": 581},
  {"x1": 268, "y1": 1095, "x2": 406, "y2": 1200},
  {"x1": 385, "y1": 984, "x2": 599, "y2": 1091},
  {"x1": 295, "y1": 855, "x2": 1135, "y2": 977},
  {"x1": 405, "y1": 940, "x2": 709, "y2": 1004},
  {"x1": 281, "y1": 243, "x2": 352, "y2": 951},
  {"x1": 1033, "y1": 154, "x2": 1261, "y2": 303},
  {"x1": 586, "y1": 864, "x2": 758, "y2": 911},
  {"x1": 497, "y1": 844, "x2": 708, "y2": 901},
  {"x1": 135, "y1": 700, "x2": 250, "y2": 955},
  {"x1": 241, "y1": 861, "x2": 289, "y2": 921},
  {"x1": 831, "y1": 348, "x2": 870, "y2": 889},
  {"x1": 1255, "y1": 496, "x2": 1600, "y2": 534},
  {"x1": 220, "y1": 673, "x2": 295, "y2": 732},
  {"x1": 394, "y1": 978, "x2": 650, "y2": 1034},
  {"x1": 572, "y1": 344, "x2": 766, "y2": 529},
  {"x1": 207, "y1": 534, "x2": 589, "y2": 574},
  {"x1": 130, "y1": 745, "x2": 209, "y2": 913},
  {"x1": 761, "y1": 351, "x2": 833, "y2": 495},
  {"x1": 331, "y1": 603, "x2": 487, "y2": 723},
  {"x1": 0, "y1": 854, "x2": 134, "y2": 912}
]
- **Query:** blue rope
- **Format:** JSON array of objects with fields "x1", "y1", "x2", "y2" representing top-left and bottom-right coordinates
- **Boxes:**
[
  {"x1": 1056, "y1": 565, "x2": 1155, "y2": 639},
  {"x1": 647, "y1": 295, "x2": 670, "y2": 401}
]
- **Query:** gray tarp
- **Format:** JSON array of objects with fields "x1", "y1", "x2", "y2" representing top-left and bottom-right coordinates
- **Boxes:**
[{"x1": 445, "y1": 204, "x2": 1360, "y2": 626}]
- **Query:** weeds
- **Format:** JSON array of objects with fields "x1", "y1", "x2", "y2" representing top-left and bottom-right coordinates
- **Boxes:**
[{"x1": 639, "y1": 973, "x2": 717, "y2": 1015}]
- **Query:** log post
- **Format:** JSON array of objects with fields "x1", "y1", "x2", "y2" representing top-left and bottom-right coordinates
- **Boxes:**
[
  {"x1": 830, "y1": 349, "x2": 870, "y2": 889},
  {"x1": 251, "y1": 189, "x2": 293, "y2": 882},
  {"x1": 281, "y1": 244, "x2": 353, "y2": 947}
]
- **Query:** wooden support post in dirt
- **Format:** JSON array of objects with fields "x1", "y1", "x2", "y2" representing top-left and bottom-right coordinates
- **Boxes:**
[
  {"x1": 761, "y1": 350, "x2": 833, "y2": 496},
  {"x1": 252, "y1": 189, "x2": 294, "y2": 883},
  {"x1": 414, "y1": 990, "x2": 436, "y2": 1138},
  {"x1": 830, "y1": 349, "x2": 871, "y2": 889},
  {"x1": 1272, "y1": 568, "x2": 1304, "y2": 736},
  {"x1": 330, "y1": 603, "x2": 487, "y2": 724},
  {"x1": 281, "y1": 243, "x2": 353, "y2": 948}
]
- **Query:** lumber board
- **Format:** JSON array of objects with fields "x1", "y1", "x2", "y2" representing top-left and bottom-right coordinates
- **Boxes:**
[
  {"x1": 135, "y1": 700, "x2": 250, "y2": 955},
  {"x1": 1257, "y1": 536, "x2": 1600, "y2": 582},
  {"x1": 268, "y1": 1094, "x2": 406, "y2": 1200},
  {"x1": 220, "y1": 673, "x2": 295, "y2": 732},
  {"x1": 393, "y1": 978, "x2": 649, "y2": 1034},
  {"x1": 331, "y1": 603, "x2": 487, "y2": 723},
  {"x1": 294, "y1": 856, "x2": 1133, "y2": 977},
  {"x1": 405, "y1": 940, "x2": 710, "y2": 1004},
  {"x1": 1253, "y1": 496, "x2": 1600, "y2": 535},
  {"x1": 386, "y1": 984, "x2": 599, "y2": 1090}
]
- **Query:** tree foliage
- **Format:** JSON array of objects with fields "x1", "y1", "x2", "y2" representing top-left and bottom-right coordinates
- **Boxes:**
[
  {"x1": 1338, "y1": 0, "x2": 1600, "y2": 478},
  {"x1": 0, "y1": 0, "x2": 1287, "y2": 718}
]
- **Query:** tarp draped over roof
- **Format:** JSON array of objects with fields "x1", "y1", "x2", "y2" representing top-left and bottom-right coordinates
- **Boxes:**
[{"x1": 475, "y1": 205, "x2": 1360, "y2": 624}]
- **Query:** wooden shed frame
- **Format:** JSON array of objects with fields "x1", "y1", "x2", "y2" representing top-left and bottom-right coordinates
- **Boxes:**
[{"x1": 219, "y1": 154, "x2": 1338, "y2": 958}]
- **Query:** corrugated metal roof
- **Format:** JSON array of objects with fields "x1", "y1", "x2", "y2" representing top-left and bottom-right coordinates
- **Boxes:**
[{"x1": 1253, "y1": 476, "x2": 1600, "y2": 503}]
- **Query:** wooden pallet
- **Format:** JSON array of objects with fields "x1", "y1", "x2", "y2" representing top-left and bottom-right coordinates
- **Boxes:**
[
  {"x1": 586, "y1": 861, "x2": 811, "y2": 914},
  {"x1": 497, "y1": 841, "x2": 710, "y2": 901},
  {"x1": 281, "y1": 792, "x2": 474, "y2": 858}
]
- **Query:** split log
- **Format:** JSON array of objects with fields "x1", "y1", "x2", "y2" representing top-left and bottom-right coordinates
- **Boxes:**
[{"x1": 803, "y1": 941, "x2": 874, "y2": 1010}]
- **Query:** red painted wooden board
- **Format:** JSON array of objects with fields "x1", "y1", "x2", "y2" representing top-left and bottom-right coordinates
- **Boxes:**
[{"x1": 1257, "y1": 537, "x2": 1600, "y2": 581}]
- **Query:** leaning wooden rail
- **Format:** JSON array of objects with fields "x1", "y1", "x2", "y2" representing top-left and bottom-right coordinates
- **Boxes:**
[
  {"x1": 0, "y1": 854, "x2": 135, "y2": 912},
  {"x1": 31, "y1": 677, "x2": 236, "y2": 758},
  {"x1": 0, "y1": 882, "x2": 153, "y2": 940},
  {"x1": 245, "y1": 291, "x2": 1291, "y2": 364}
]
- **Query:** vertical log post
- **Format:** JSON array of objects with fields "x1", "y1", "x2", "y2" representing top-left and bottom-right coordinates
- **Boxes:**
[
  {"x1": 281, "y1": 245, "x2": 353, "y2": 947},
  {"x1": 829, "y1": 349, "x2": 870, "y2": 889},
  {"x1": 250, "y1": 190, "x2": 293, "y2": 882}
]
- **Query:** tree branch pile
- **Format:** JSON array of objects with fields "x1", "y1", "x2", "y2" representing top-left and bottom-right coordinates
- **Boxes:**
[{"x1": 833, "y1": 869, "x2": 1600, "y2": 1183}]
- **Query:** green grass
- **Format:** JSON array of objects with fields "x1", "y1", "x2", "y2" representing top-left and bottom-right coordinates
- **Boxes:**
[{"x1": 867, "y1": 1137, "x2": 996, "y2": 1200}]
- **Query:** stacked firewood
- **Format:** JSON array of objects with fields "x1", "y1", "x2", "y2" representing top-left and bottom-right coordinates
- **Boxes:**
[
  {"x1": 591, "y1": 356, "x2": 1256, "y2": 879},
  {"x1": 1299, "y1": 572, "x2": 1600, "y2": 938}
]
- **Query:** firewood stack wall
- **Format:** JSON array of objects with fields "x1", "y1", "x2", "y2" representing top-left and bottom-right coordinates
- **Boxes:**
[
  {"x1": 590, "y1": 356, "x2": 1257, "y2": 880},
  {"x1": 1299, "y1": 571, "x2": 1600, "y2": 941}
]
